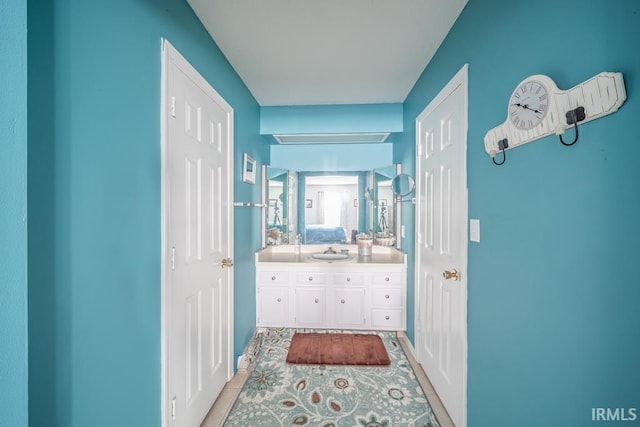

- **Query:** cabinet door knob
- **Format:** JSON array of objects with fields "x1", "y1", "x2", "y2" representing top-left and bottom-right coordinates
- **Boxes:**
[
  {"x1": 385, "y1": 294, "x2": 390, "y2": 299},
  {"x1": 385, "y1": 277, "x2": 390, "y2": 282},
  {"x1": 385, "y1": 315, "x2": 390, "y2": 320},
  {"x1": 314, "y1": 298, "x2": 319, "y2": 303},
  {"x1": 271, "y1": 276, "x2": 276, "y2": 281},
  {"x1": 340, "y1": 299, "x2": 345, "y2": 304},
  {"x1": 277, "y1": 298, "x2": 282, "y2": 302},
  {"x1": 346, "y1": 277, "x2": 351, "y2": 282},
  {"x1": 308, "y1": 276, "x2": 313, "y2": 281}
]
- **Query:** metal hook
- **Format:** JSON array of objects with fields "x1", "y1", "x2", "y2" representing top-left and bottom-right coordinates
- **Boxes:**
[
  {"x1": 492, "y1": 149, "x2": 506, "y2": 165},
  {"x1": 491, "y1": 138, "x2": 508, "y2": 166},
  {"x1": 559, "y1": 107, "x2": 585, "y2": 146}
]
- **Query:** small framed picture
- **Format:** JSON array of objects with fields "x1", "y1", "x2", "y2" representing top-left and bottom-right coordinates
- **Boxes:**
[
  {"x1": 353, "y1": 199, "x2": 358, "y2": 207},
  {"x1": 379, "y1": 199, "x2": 387, "y2": 206},
  {"x1": 242, "y1": 153, "x2": 256, "y2": 184},
  {"x1": 305, "y1": 199, "x2": 313, "y2": 208}
]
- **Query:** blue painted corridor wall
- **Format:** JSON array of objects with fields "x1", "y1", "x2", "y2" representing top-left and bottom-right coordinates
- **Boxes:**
[
  {"x1": 395, "y1": 0, "x2": 640, "y2": 425},
  {"x1": 26, "y1": 0, "x2": 267, "y2": 425}
]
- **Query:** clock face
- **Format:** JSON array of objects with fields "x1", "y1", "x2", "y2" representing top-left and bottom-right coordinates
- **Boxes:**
[{"x1": 508, "y1": 80, "x2": 549, "y2": 130}]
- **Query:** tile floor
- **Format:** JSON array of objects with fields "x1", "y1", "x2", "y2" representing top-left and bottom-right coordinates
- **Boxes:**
[{"x1": 201, "y1": 332, "x2": 455, "y2": 427}]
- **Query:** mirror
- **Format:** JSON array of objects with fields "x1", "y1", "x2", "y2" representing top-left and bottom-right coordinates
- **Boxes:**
[
  {"x1": 302, "y1": 173, "x2": 364, "y2": 245},
  {"x1": 263, "y1": 165, "x2": 403, "y2": 248},
  {"x1": 372, "y1": 165, "x2": 399, "y2": 247},
  {"x1": 391, "y1": 173, "x2": 415, "y2": 197},
  {"x1": 263, "y1": 167, "x2": 297, "y2": 245}
]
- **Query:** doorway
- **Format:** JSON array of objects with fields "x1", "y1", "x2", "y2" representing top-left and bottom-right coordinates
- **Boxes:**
[
  {"x1": 161, "y1": 40, "x2": 234, "y2": 427},
  {"x1": 415, "y1": 65, "x2": 468, "y2": 427}
]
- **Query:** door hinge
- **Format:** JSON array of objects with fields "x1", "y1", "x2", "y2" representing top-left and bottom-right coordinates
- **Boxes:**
[
  {"x1": 171, "y1": 397, "x2": 176, "y2": 421},
  {"x1": 171, "y1": 247, "x2": 176, "y2": 270},
  {"x1": 170, "y1": 96, "x2": 176, "y2": 117}
]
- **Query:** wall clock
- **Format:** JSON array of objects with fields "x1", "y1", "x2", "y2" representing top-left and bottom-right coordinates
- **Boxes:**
[
  {"x1": 508, "y1": 79, "x2": 549, "y2": 131},
  {"x1": 484, "y1": 72, "x2": 626, "y2": 163}
]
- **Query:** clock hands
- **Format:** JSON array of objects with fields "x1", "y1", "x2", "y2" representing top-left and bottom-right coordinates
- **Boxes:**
[{"x1": 512, "y1": 102, "x2": 543, "y2": 115}]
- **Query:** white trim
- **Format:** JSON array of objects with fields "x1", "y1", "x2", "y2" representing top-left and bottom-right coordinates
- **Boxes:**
[
  {"x1": 160, "y1": 39, "x2": 235, "y2": 427},
  {"x1": 160, "y1": 38, "x2": 168, "y2": 427},
  {"x1": 414, "y1": 63, "x2": 468, "y2": 427}
]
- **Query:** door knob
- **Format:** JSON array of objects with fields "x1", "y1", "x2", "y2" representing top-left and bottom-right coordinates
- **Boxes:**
[
  {"x1": 442, "y1": 269, "x2": 460, "y2": 280},
  {"x1": 221, "y1": 258, "x2": 234, "y2": 268}
]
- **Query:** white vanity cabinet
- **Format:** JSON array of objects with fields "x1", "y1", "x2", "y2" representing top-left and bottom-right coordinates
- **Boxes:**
[
  {"x1": 292, "y1": 271, "x2": 327, "y2": 326},
  {"x1": 256, "y1": 249, "x2": 407, "y2": 331},
  {"x1": 333, "y1": 286, "x2": 366, "y2": 328},
  {"x1": 370, "y1": 272, "x2": 405, "y2": 330},
  {"x1": 256, "y1": 269, "x2": 290, "y2": 326}
]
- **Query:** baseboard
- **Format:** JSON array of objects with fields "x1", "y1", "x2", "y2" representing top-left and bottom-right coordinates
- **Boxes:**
[{"x1": 397, "y1": 330, "x2": 417, "y2": 358}]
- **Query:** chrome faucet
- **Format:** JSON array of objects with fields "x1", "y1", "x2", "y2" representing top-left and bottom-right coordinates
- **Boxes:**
[{"x1": 323, "y1": 246, "x2": 336, "y2": 254}]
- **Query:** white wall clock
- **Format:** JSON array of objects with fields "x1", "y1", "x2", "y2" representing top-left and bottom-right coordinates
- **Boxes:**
[{"x1": 484, "y1": 72, "x2": 627, "y2": 163}]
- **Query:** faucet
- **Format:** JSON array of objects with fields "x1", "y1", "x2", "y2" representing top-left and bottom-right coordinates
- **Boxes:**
[{"x1": 323, "y1": 246, "x2": 336, "y2": 254}]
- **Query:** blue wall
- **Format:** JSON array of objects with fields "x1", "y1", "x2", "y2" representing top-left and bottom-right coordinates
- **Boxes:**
[
  {"x1": 0, "y1": 2, "x2": 29, "y2": 426},
  {"x1": 261, "y1": 103, "x2": 403, "y2": 135},
  {"x1": 271, "y1": 143, "x2": 393, "y2": 171},
  {"x1": 26, "y1": 0, "x2": 267, "y2": 425},
  {"x1": 395, "y1": 0, "x2": 640, "y2": 425}
]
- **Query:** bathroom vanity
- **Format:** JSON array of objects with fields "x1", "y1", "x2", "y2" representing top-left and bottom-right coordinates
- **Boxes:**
[{"x1": 255, "y1": 244, "x2": 407, "y2": 331}]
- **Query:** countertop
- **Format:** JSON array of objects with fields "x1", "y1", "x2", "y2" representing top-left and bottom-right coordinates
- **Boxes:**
[{"x1": 255, "y1": 244, "x2": 406, "y2": 265}]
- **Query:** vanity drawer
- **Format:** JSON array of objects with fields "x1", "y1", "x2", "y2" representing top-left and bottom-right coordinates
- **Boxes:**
[
  {"x1": 371, "y1": 309, "x2": 404, "y2": 330},
  {"x1": 334, "y1": 272, "x2": 364, "y2": 285},
  {"x1": 259, "y1": 271, "x2": 289, "y2": 284},
  {"x1": 296, "y1": 272, "x2": 327, "y2": 284},
  {"x1": 372, "y1": 272, "x2": 404, "y2": 286},
  {"x1": 372, "y1": 287, "x2": 403, "y2": 307}
]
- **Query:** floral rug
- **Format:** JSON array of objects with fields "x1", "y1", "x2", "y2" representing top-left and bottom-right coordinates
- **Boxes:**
[{"x1": 223, "y1": 328, "x2": 440, "y2": 427}]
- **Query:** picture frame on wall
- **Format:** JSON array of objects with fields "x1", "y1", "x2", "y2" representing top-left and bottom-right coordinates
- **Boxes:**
[
  {"x1": 305, "y1": 199, "x2": 313, "y2": 208},
  {"x1": 242, "y1": 153, "x2": 256, "y2": 184}
]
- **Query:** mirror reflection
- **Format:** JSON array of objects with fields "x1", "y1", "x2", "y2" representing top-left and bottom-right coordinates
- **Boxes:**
[
  {"x1": 265, "y1": 167, "x2": 297, "y2": 245},
  {"x1": 303, "y1": 174, "x2": 359, "y2": 244},
  {"x1": 391, "y1": 173, "x2": 415, "y2": 197},
  {"x1": 263, "y1": 164, "x2": 404, "y2": 248},
  {"x1": 373, "y1": 165, "x2": 398, "y2": 247}
]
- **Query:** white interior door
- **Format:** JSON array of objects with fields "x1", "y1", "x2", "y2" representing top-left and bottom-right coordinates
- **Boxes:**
[
  {"x1": 415, "y1": 65, "x2": 468, "y2": 427},
  {"x1": 162, "y1": 41, "x2": 234, "y2": 427}
]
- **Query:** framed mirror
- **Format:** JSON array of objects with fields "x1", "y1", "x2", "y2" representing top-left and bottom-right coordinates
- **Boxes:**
[{"x1": 262, "y1": 164, "x2": 403, "y2": 248}]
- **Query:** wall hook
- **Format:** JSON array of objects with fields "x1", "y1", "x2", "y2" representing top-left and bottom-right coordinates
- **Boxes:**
[
  {"x1": 559, "y1": 106, "x2": 585, "y2": 146},
  {"x1": 491, "y1": 138, "x2": 508, "y2": 166}
]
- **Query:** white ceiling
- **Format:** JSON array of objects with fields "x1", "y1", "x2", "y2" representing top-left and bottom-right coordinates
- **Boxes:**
[{"x1": 186, "y1": 0, "x2": 468, "y2": 106}]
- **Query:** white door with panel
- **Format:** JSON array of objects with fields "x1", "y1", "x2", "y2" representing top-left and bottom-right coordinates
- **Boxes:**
[
  {"x1": 163, "y1": 41, "x2": 233, "y2": 427},
  {"x1": 415, "y1": 65, "x2": 468, "y2": 427}
]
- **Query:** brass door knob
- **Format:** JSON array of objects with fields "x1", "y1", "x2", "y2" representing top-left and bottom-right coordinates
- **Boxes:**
[
  {"x1": 221, "y1": 258, "x2": 234, "y2": 268},
  {"x1": 443, "y1": 269, "x2": 460, "y2": 280}
]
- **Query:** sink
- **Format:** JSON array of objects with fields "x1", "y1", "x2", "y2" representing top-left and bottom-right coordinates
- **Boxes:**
[{"x1": 310, "y1": 253, "x2": 351, "y2": 261}]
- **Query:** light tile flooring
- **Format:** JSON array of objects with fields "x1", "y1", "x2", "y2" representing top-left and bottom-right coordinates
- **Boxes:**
[{"x1": 201, "y1": 332, "x2": 455, "y2": 427}]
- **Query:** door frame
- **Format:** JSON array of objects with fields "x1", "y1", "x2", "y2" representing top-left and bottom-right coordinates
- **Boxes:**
[
  {"x1": 414, "y1": 64, "x2": 468, "y2": 426},
  {"x1": 160, "y1": 39, "x2": 235, "y2": 427}
]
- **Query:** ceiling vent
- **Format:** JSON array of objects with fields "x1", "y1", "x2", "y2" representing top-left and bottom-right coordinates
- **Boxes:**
[{"x1": 272, "y1": 132, "x2": 390, "y2": 145}]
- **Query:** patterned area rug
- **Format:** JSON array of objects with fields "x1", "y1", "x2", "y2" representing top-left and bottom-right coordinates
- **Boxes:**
[{"x1": 223, "y1": 328, "x2": 440, "y2": 427}]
